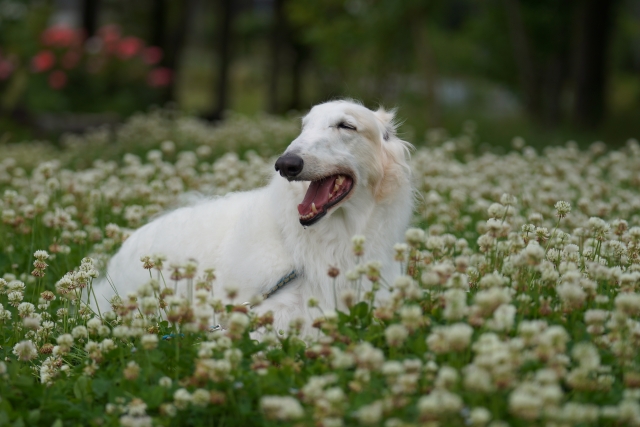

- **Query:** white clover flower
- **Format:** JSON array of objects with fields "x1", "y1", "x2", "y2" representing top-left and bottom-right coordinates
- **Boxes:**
[
  {"x1": 72, "y1": 325, "x2": 88, "y2": 339},
  {"x1": 330, "y1": 348, "x2": 355, "y2": 369},
  {"x1": 224, "y1": 348, "x2": 243, "y2": 367},
  {"x1": 400, "y1": 305, "x2": 423, "y2": 331},
  {"x1": 200, "y1": 359, "x2": 232, "y2": 382},
  {"x1": 324, "y1": 386, "x2": 345, "y2": 405},
  {"x1": 33, "y1": 250, "x2": 49, "y2": 260},
  {"x1": 41, "y1": 320, "x2": 54, "y2": 330},
  {"x1": 159, "y1": 376, "x2": 172, "y2": 388},
  {"x1": 141, "y1": 334, "x2": 159, "y2": 350},
  {"x1": 56, "y1": 334, "x2": 74, "y2": 347},
  {"x1": 554, "y1": 201, "x2": 571, "y2": 218},
  {"x1": 446, "y1": 323, "x2": 474, "y2": 351},
  {"x1": 588, "y1": 217, "x2": 610, "y2": 240},
  {"x1": 354, "y1": 342, "x2": 385, "y2": 370},
  {"x1": 321, "y1": 417, "x2": 343, "y2": 427},
  {"x1": 173, "y1": 388, "x2": 192, "y2": 410},
  {"x1": 435, "y1": 366, "x2": 459, "y2": 390},
  {"x1": 191, "y1": 389, "x2": 210, "y2": 407},
  {"x1": 13, "y1": 340, "x2": 38, "y2": 361},
  {"x1": 446, "y1": 272, "x2": 469, "y2": 290},
  {"x1": 260, "y1": 396, "x2": 304, "y2": 421},
  {"x1": 443, "y1": 288, "x2": 467, "y2": 320},
  {"x1": 84, "y1": 341, "x2": 100, "y2": 353},
  {"x1": 556, "y1": 282, "x2": 586, "y2": 309},
  {"x1": 393, "y1": 243, "x2": 408, "y2": 262},
  {"x1": 112, "y1": 325, "x2": 130, "y2": 339},
  {"x1": 546, "y1": 248, "x2": 561, "y2": 264},
  {"x1": 139, "y1": 296, "x2": 159, "y2": 315},
  {"x1": 571, "y1": 342, "x2": 601, "y2": 370},
  {"x1": 523, "y1": 242, "x2": 545, "y2": 265},
  {"x1": 614, "y1": 292, "x2": 640, "y2": 316},
  {"x1": 23, "y1": 316, "x2": 40, "y2": 330},
  {"x1": 0, "y1": 306, "x2": 10, "y2": 322},
  {"x1": 500, "y1": 193, "x2": 517, "y2": 206},
  {"x1": 385, "y1": 324, "x2": 408, "y2": 347},
  {"x1": 393, "y1": 275, "x2": 413, "y2": 291},
  {"x1": 487, "y1": 304, "x2": 516, "y2": 332},
  {"x1": 478, "y1": 272, "x2": 507, "y2": 289},
  {"x1": 86, "y1": 317, "x2": 102, "y2": 332},
  {"x1": 7, "y1": 291, "x2": 23, "y2": 306},
  {"x1": 468, "y1": 407, "x2": 492, "y2": 426},
  {"x1": 509, "y1": 382, "x2": 543, "y2": 420},
  {"x1": 17, "y1": 302, "x2": 35, "y2": 318},
  {"x1": 425, "y1": 235, "x2": 444, "y2": 252},
  {"x1": 228, "y1": 312, "x2": 250, "y2": 334},
  {"x1": 354, "y1": 400, "x2": 383, "y2": 425},
  {"x1": 405, "y1": 228, "x2": 425, "y2": 246},
  {"x1": 417, "y1": 389, "x2": 463, "y2": 418},
  {"x1": 487, "y1": 203, "x2": 506, "y2": 219},
  {"x1": 99, "y1": 338, "x2": 116, "y2": 352},
  {"x1": 477, "y1": 234, "x2": 495, "y2": 253},
  {"x1": 352, "y1": 234, "x2": 366, "y2": 256},
  {"x1": 463, "y1": 365, "x2": 493, "y2": 392}
]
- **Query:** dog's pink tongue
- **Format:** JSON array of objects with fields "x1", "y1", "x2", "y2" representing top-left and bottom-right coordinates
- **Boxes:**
[{"x1": 298, "y1": 177, "x2": 337, "y2": 215}]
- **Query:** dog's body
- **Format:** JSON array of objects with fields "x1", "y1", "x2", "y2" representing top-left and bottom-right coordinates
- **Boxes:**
[{"x1": 94, "y1": 100, "x2": 413, "y2": 335}]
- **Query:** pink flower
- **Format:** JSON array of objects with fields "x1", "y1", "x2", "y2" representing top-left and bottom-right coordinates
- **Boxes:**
[
  {"x1": 0, "y1": 59, "x2": 14, "y2": 80},
  {"x1": 98, "y1": 24, "x2": 121, "y2": 44},
  {"x1": 32, "y1": 51, "x2": 56, "y2": 73},
  {"x1": 48, "y1": 70, "x2": 67, "y2": 89},
  {"x1": 117, "y1": 37, "x2": 143, "y2": 59},
  {"x1": 142, "y1": 46, "x2": 163, "y2": 65},
  {"x1": 62, "y1": 50, "x2": 81, "y2": 69},
  {"x1": 147, "y1": 67, "x2": 172, "y2": 87},
  {"x1": 98, "y1": 25, "x2": 121, "y2": 54},
  {"x1": 41, "y1": 26, "x2": 81, "y2": 48}
]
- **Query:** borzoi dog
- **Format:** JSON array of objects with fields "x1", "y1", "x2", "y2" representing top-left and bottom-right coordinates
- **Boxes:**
[{"x1": 94, "y1": 100, "x2": 413, "y2": 336}]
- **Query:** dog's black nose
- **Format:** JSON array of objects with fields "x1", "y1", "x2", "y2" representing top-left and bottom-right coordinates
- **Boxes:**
[{"x1": 275, "y1": 154, "x2": 304, "y2": 178}]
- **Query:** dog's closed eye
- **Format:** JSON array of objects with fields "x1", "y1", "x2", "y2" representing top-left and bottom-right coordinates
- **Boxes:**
[{"x1": 337, "y1": 122, "x2": 357, "y2": 131}]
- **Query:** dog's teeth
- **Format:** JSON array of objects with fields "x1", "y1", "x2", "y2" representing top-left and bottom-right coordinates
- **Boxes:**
[
  {"x1": 334, "y1": 183, "x2": 340, "y2": 192},
  {"x1": 336, "y1": 176, "x2": 344, "y2": 185},
  {"x1": 311, "y1": 203, "x2": 318, "y2": 214}
]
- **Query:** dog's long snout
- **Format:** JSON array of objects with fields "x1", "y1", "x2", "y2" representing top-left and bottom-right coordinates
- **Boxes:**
[{"x1": 275, "y1": 154, "x2": 304, "y2": 178}]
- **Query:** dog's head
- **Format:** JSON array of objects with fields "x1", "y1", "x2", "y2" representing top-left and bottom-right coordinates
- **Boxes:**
[{"x1": 275, "y1": 100, "x2": 412, "y2": 226}]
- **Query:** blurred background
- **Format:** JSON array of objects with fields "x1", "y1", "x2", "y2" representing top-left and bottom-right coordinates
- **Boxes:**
[{"x1": 1, "y1": 0, "x2": 639, "y2": 149}]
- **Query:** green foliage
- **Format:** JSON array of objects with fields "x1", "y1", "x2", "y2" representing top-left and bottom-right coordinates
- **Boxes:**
[{"x1": 1, "y1": 113, "x2": 640, "y2": 426}]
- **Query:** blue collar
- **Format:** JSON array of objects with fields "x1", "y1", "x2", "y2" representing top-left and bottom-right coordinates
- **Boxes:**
[{"x1": 261, "y1": 270, "x2": 297, "y2": 301}]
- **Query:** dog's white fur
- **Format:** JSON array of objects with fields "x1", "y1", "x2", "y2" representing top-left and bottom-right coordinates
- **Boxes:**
[{"x1": 94, "y1": 100, "x2": 413, "y2": 335}]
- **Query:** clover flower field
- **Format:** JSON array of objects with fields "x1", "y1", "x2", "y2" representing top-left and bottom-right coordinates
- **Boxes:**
[{"x1": 1, "y1": 113, "x2": 640, "y2": 427}]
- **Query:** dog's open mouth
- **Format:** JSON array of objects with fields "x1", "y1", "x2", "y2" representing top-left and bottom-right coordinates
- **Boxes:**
[{"x1": 298, "y1": 174, "x2": 354, "y2": 226}]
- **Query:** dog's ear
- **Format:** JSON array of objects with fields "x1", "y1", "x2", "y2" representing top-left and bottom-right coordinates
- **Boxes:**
[
  {"x1": 373, "y1": 107, "x2": 398, "y2": 142},
  {"x1": 372, "y1": 107, "x2": 412, "y2": 202}
]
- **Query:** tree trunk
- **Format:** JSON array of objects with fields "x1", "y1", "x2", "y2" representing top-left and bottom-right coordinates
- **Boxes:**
[
  {"x1": 267, "y1": 0, "x2": 285, "y2": 113},
  {"x1": 288, "y1": 41, "x2": 307, "y2": 111},
  {"x1": 541, "y1": 1, "x2": 573, "y2": 126},
  {"x1": 542, "y1": 57, "x2": 567, "y2": 126},
  {"x1": 572, "y1": 0, "x2": 617, "y2": 128},
  {"x1": 412, "y1": 22, "x2": 441, "y2": 127},
  {"x1": 167, "y1": 1, "x2": 193, "y2": 102},
  {"x1": 210, "y1": 0, "x2": 234, "y2": 120},
  {"x1": 81, "y1": 0, "x2": 100, "y2": 38},
  {"x1": 503, "y1": 0, "x2": 542, "y2": 121},
  {"x1": 150, "y1": 0, "x2": 193, "y2": 103},
  {"x1": 151, "y1": 0, "x2": 166, "y2": 48}
]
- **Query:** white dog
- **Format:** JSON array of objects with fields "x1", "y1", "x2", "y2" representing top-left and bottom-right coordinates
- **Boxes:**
[{"x1": 94, "y1": 100, "x2": 413, "y2": 335}]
